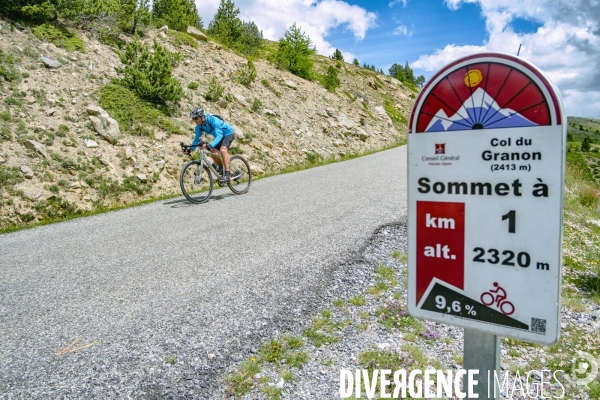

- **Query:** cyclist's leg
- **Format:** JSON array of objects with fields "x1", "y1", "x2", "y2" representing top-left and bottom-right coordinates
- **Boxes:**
[
  {"x1": 219, "y1": 135, "x2": 235, "y2": 174},
  {"x1": 209, "y1": 148, "x2": 221, "y2": 167}
]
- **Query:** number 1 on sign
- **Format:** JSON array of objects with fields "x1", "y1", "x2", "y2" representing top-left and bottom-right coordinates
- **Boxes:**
[{"x1": 502, "y1": 210, "x2": 516, "y2": 233}]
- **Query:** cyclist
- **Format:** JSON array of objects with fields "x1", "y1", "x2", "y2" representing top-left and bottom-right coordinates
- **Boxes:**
[{"x1": 185, "y1": 107, "x2": 236, "y2": 183}]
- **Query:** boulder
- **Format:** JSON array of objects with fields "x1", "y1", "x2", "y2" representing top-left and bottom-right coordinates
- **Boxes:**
[
  {"x1": 232, "y1": 125, "x2": 245, "y2": 140},
  {"x1": 233, "y1": 94, "x2": 248, "y2": 106},
  {"x1": 40, "y1": 56, "x2": 61, "y2": 68},
  {"x1": 24, "y1": 140, "x2": 47, "y2": 158},
  {"x1": 89, "y1": 115, "x2": 122, "y2": 144},
  {"x1": 84, "y1": 139, "x2": 98, "y2": 148},
  {"x1": 187, "y1": 26, "x2": 207, "y2": 41},
  {"x1": 284, "y1": 80, "x2": 297, "y2": 89}
]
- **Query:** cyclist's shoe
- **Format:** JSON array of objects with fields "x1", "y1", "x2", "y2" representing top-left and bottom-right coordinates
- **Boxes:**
[
  {"x1": 231, "y1": 169, "x2": 243, "y2": 179},
  {"x1": 219, "y1": 172, "x2": 230, "y2": 184}
]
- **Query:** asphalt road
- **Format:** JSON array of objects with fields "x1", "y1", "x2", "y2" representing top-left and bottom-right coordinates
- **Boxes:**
[{"x1": 0, "y1": 145, "x2": 407, "y2": 398}]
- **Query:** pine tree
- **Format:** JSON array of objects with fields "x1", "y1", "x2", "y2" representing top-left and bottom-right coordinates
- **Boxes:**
[
  {"x1": 352, "y1": 58, "x2": 359, "y2": 67},
  {"x1": 273, "y1": 23, "x2": 315, "y2": 80},
  {"x1": 208, "y1": 0, "x2": 242, "y2": 47},
  {"x1": 332, "y1": 48, "x2": 343, "y2": 61},
  {"x1": 324, "y1": 65, "x2": 340, "y2": 92},
  {"x1": 239, "y1": 20, "x2": 263, "y2": 54},
  {"x1": 581, "y1": 136, "x2": 591, "y2": 152},
  {"x1": 116, "y1": 36, "x2": 183, "y2": 107},
  {"x1": 152, "y1": 0, "x2": 202, "y2": 32}
]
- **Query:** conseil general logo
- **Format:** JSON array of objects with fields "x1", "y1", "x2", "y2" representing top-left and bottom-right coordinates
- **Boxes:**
[{"x1": 435, "y1": 143, "x2": 445, "y2": 154}]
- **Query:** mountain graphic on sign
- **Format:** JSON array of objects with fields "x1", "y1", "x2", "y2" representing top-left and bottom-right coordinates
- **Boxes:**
[{"x1": 425, "y1": 87, "x2": 539, "y2": 132}]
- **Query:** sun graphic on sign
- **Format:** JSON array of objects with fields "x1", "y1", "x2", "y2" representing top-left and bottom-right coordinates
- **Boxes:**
[{"x1": 464, "y1": 69, "x2": 483, "y2": 87}]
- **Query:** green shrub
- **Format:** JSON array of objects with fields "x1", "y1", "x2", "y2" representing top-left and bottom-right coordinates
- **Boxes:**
[
  {"x1": 32, "y1": 24, "x2": 86, "y2": 53},
  {"x1": 250, "y1": 98, "x2": 262, "y2": 112},
  {"x1": 167, "y1": 30, "x2": 198, "y2": 49},
  {"x1": 116, "y1": 36, "x2": 183, "y2": 108},
  {"x1": 323, "y1": 65, "x2": 340, "y2": 92},
  {"x1": 0, "y1": 49, "x2": 20, "y2": 83},
  {"x1": 187, "y1": 81, "x2": 199, "y2": 90},
  {"x1": 99, "y1": 84, "x2": 184, "y2": 137},
  {"x1": 204, "y1": 77, "x2": 224, "y2": 102},
  {"x1": 0, "y1": 166, "x2": 23, "y2": 187},
  {"x1": 236, "y1": 60, "x2": 256, "y2": 87}
]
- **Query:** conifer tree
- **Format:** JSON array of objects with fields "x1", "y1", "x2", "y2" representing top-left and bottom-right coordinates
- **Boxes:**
[
  {"x1": 273, "y1": 23, "x2": 315, "y2": 80},
  {"x1": 116, "y1": 36, "x2": 183, "y2": 108},
  {"x1": 332, "y1": 48, "x2": 343, "y2": 61},
  {"x1": 208, "y1": 0, "x2": 242, "y2": 47},
  {"x1": 152, "y1": 0, "x2": 202, "y2": 32}
]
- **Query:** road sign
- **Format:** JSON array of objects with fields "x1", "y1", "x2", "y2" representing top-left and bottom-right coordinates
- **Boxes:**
[{"x1": 407, "y1": 53, "x2": 566, "y2": 344}]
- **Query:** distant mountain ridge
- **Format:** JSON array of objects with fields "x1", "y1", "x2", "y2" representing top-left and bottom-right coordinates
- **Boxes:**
[{"x1": 425, "y1": 87, "x2": 538, "y2": 132}]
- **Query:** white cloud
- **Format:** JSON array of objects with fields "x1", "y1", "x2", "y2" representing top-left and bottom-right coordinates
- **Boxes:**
[
  {"x1": 414, "y1": 0, "x2": 600, "y2": 118},
  {"x1": 393, "y1": 25, "x2": 411, "y2": 37},
  {"x1": 195, "y1": 0, "x2": 377, "y2": 58}
]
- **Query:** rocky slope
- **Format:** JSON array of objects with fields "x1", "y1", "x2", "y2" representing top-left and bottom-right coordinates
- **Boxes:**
[{"x1": 0, "y1": 21, "x2": 415, "y2": 230}]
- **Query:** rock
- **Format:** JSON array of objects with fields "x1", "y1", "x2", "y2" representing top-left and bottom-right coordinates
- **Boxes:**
[
  {"x1": 24, "y1": 140, "x2": 47, "y2": 157},
  {"x1": 187, "y1": 26, "x2": 207, "y2": 41},
  {"x1": 40, "y1": 56, "x2": 61, "y2": 68},
  {"x1": 156, "y1": 160, "x2": 165, "y2": 171},
  {"x1": 218, "y1": 99, "x2": 228, "y2": 109},
  {"x1": 23, "y1": 191, "x2": 43, "y2": 201},
  {"x1": 335, "y1": 113, "x2": 354, "y2": 130},
  {"x1": 156, "y1": 32, "x2": 167, "y2": 39},
  {"x1": 69, "y1": 181, "x2": 81, "y2": 189},
  {"x1": 159, "y1": 25, "x2": 168, "y2": 32},
  {"x1": 86, "y1": 105, "x2": 102, "y2": 116},
  {"x1": 0, "y1": 155, "x2": 6, "y2": 164},
  {"x1": 233, "y1": 94, "x2": 248, "y2": 106},
  {"x1": 20, "y1": 165, "x2": 34, "y2": 178},
  {"x1": 137, "y1": 174, "x2": 148, "y2": 183},
  {"x1": 84, "y1": 139, "x2": 98, "y2": 148},
  {"x1": 263, "y1": 109, "x2": 277, "y2": 116},
  {"x1": 284, "y1": 80, "x2": 297, "y2": 89},
  {"x1": 249, "y1": 163, "x2": 264, "y2": 176},
  {"x1": 121, "y1": 147, "x2": 133, "y2": 159},
  {"x1": 25, "y1": 96, "x2": 36, "y2": 105},
  {"x1": 355, "y1": 128, "x2": 370, "y2": 141},
  {"x1": 97, "y1": 155, "x2": 110, "y2": 167},
  {"x1": 45, "y1": 108, "x2": 56, "y2": 116},
  {"x1": 232, "y1": 125, "x2": 244, "y2": 140},
  {"x1": 89, "y1": 115, "x2": 121, "y2": 144}
]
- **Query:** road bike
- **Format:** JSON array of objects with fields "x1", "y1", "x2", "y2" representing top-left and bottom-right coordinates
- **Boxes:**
[{"x1": 179, "y1": 142, "x2": 251, "y2": 203}]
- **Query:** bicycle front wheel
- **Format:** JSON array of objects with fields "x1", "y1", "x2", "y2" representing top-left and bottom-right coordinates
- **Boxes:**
[
  {"x1": 228, "y1": 155, "x2": 251, "y2": 194},
  {"x1": 180, "y1": 161, "x2": 213, "y2": 203}
]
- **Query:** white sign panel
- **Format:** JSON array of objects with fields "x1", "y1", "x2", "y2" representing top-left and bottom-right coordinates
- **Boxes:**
[{"x1": 407, "y1": 53, "x2": 566, "y2": 344}]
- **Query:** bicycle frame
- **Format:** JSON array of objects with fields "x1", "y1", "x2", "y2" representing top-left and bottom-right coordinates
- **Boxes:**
[{"x1": 196, "y1": 147, "x2": 224, "y2": 179}]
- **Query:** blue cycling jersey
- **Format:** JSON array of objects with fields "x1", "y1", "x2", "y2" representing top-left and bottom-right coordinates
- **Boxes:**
[{"x1": 190, "y1": 115, "x2": 235, "y2": 150}]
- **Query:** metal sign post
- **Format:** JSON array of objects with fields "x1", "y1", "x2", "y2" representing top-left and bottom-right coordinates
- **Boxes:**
[{"x1": 407, "y1": 53, "x2": 566, "y2": 396}]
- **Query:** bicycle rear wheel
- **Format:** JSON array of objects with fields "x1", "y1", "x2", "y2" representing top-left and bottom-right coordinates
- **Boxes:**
[
  {"x1": 227, "y1": 155, "x2": 251, "y2": 194},
  {"x1": 180, "y1": 161, "x2": 213, "y2": 203}
]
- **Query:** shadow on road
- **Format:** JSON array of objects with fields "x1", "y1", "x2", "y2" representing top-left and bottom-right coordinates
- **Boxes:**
[{"x1": 164, "y1": 193, "x2": 234, "y2": 208}]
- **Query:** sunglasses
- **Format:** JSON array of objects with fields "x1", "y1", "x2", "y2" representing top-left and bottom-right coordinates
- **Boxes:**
[{"x1": 192, "y1": 116, "x2": 202, "y2": 121}]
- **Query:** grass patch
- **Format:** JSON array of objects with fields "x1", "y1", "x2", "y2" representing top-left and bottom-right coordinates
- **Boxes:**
[
  {"x1": 376, "y1": 303, "x2": 424, "y2": 332},
  {"x1": 32, "y1": 23, "x2": 85, "y2": 53},
  {"x1": 99, "y1": 84, "x2": 185, "y2": 137},
  {"x1": 224, "y1": 358, "x2": 261, "y2": 397},
  {"x1": 349, "y1": 295, "x2": 366, "y2": 306}
]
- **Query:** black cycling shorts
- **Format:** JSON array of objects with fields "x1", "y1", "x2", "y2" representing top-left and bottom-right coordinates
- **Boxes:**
[{"x1": 214, "y1": 134, "x2": 234, "y2": 149}]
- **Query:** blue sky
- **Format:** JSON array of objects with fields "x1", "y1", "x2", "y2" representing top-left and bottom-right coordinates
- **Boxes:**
[{"x1": 194, "y1": 0, "x2": 600, "y2": 119}]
